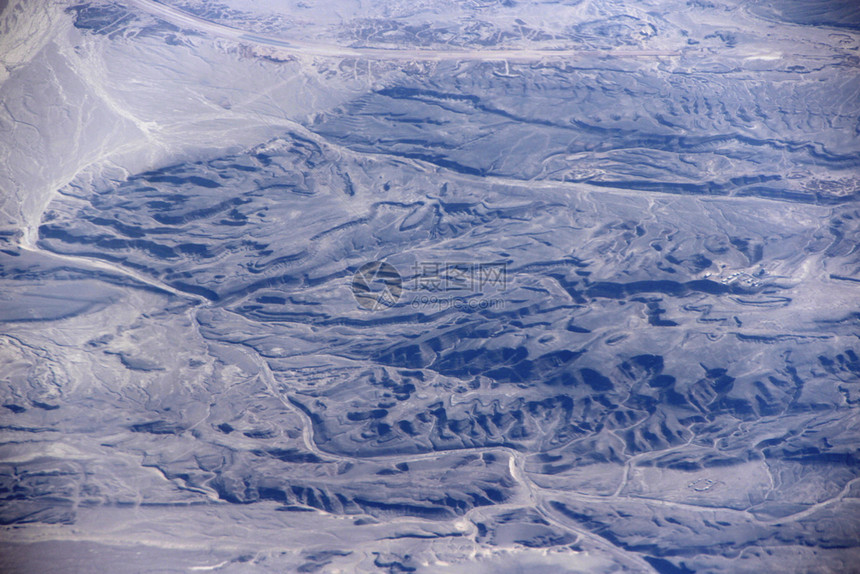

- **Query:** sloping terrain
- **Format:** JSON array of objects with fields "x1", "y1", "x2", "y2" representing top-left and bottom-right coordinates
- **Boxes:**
[{"x1": 0, "y1": 0, "x2": 858, "y2": 572}]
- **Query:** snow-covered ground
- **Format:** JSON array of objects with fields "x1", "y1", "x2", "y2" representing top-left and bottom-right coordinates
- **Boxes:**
[{"x1": 1, "y1": 1, "x2": 858, "y2": 572}]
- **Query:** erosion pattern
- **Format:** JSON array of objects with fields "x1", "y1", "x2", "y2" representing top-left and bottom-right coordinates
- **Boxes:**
[{"x1": 1, "y1": 0, "x2": 859, "y2": 572}]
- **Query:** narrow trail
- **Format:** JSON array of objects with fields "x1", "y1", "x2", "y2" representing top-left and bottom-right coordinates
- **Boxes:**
[{"x1": 17, "y1": 242, "x2": 189, "y2": 299}]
